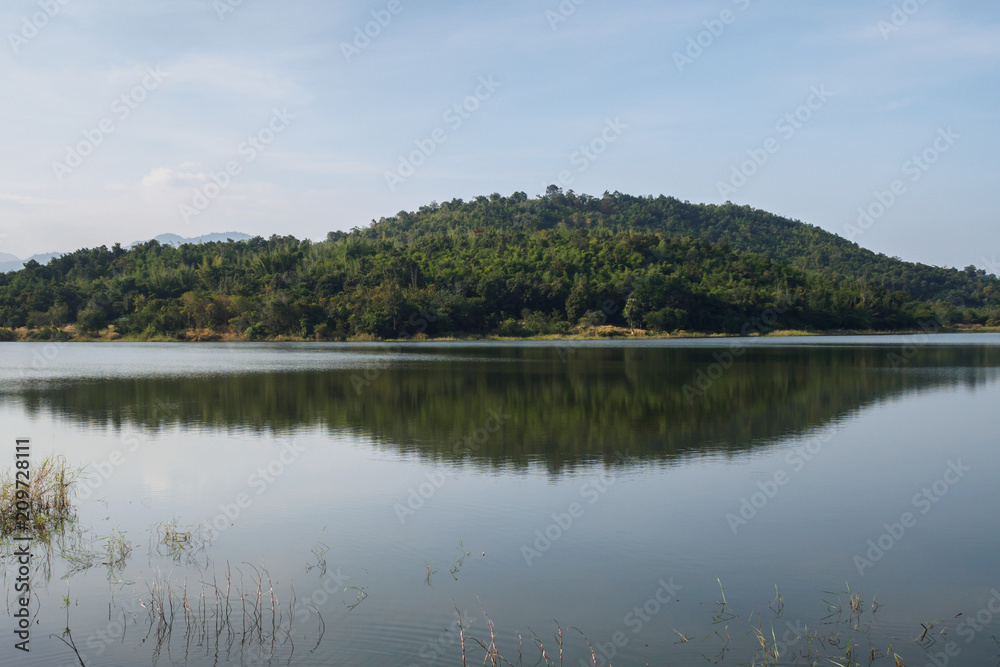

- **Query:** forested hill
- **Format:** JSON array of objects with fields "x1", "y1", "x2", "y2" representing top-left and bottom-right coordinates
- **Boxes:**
[
  {"x1": 366, "y1": 190, "x2": 1000, "y2": 307},
  {"x1": 0, "y1": 190, "x2": 997, "y2": 342}
]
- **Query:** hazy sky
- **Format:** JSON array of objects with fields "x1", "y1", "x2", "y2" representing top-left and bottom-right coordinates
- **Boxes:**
[{"x1": 1, "y1": 0, "x2": 997, "y2": 271}]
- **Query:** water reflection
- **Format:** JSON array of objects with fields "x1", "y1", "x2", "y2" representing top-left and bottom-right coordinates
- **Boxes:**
[{"x1": 7, "y1": 344, "x2": 1000, "y2": 473}]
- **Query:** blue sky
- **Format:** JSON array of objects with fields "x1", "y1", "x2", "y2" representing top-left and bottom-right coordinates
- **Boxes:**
[{"x1": 1, "y1": 0, "x2": 998, "y2": 271}]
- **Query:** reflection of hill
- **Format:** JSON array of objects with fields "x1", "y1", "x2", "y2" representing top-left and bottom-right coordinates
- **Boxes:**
[{"x1": 13, "y1": 346, "x2": 1000, "y2": 474}]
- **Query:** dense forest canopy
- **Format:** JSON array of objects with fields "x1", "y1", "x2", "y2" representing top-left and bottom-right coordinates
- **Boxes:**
[{"x1": 1, "y1": 190, "x2": 997, "y2": 341}]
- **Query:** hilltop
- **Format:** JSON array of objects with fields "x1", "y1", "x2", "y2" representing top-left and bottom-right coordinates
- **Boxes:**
[
  {"x1": 0, "y1": 191, "x2": 996, "y2": 342},
  {"x1": 369, "y1": 190, "x2": 999, "y2": 306}
]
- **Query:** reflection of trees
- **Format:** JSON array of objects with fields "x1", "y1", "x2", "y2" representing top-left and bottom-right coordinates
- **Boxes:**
[{"x1": 10, "y1": 346, "x2": 1000, "y2": 474}]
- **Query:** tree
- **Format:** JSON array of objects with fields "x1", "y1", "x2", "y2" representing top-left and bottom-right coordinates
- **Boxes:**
[
  {"x1": 623, "y1": 293, "x2": 642, "y2": 331},
  {"x1": 565, "y1": 280, "x2": 589, "y2": 323},
  {"x1": 75, "y1": 306, "x2": 106, "y2": 334}
]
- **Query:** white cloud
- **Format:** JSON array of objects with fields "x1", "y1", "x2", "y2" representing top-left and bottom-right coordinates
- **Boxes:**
[
  {"x1": 850, "y1": 14, "x2": 1000, "y2": 59},
  {"x1": 139, "y1": 166, "x2": 208, "y2": 188},
  {"x1": 264, "y1": 153, "x2": 384, "y2": 177},
  {"x1": 0, "y1": 194, "x2": 52, "y2": 206},
  {"x1": 167, "y1": 54, "x2": 304, "y2": 102},
  {"x1": 875, "y1": 98, "x2": 914, "y2": 113}
]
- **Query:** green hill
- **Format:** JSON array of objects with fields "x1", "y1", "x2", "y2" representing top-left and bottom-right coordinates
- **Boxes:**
[
  {"x1": 367, "y1": 189, "x2": 1000, "y2": 307},
  {"x1": 0, "y1": 190, "x2": 997, "y2": 341}
]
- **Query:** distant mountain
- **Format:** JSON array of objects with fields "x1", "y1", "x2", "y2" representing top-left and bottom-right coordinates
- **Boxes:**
[
  {"x1": 1, "y1": 233, "x2": 251, "y2": 274},
  {"x1": 0, "y1": 252, "x2": 62, "y2": 274},
  {"x1": 132, "y1": 232, "x2": 252, "y2": 248}
]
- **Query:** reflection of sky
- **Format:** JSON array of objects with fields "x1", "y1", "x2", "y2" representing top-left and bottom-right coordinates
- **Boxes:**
[
  {"x1": 0, "y1": 342, "x2": 469, "y2": 385},
  {"x1": 2, "y1": 344, "x2": 1000, "y2": 665}
]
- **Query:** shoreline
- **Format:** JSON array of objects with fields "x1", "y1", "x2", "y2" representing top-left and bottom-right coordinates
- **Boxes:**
[{"x1": 3, "y1": 325, "x2": 1000, "y2": 344}]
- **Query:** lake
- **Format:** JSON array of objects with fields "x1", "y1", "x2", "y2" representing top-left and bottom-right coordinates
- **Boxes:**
[{"x1": 2, "y1": 337, "x2": 999, "y2": 666}]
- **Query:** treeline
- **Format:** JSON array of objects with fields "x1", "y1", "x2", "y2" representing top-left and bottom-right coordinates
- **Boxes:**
[{"x1": 0, "y1": 191, "x2": 997, "y2": 340}]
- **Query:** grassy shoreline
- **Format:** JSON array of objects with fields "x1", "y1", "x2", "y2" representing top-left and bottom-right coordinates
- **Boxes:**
[{"x1": 3, "y1": 323, "x2": 1000, "y2": 344}]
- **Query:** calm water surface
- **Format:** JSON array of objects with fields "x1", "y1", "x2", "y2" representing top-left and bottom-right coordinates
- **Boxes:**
[{"x1": 1, "y1": 337, "x2": 999, "y2": 666}]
